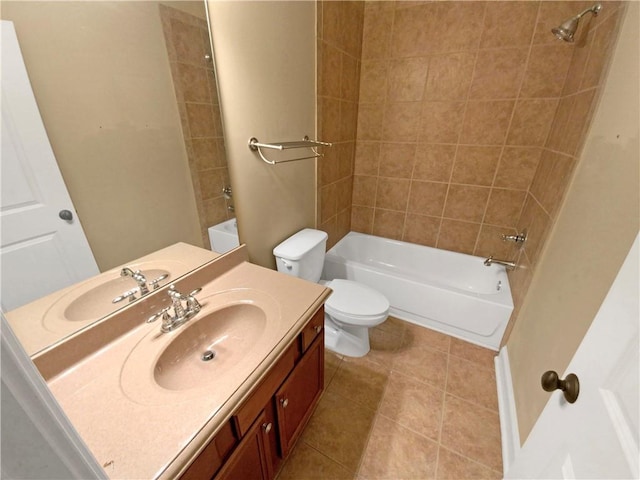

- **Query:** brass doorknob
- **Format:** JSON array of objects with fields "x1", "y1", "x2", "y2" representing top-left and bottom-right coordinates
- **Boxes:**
[{"x1": 541, "y1": 370, "x2": 580, "y2": 403}]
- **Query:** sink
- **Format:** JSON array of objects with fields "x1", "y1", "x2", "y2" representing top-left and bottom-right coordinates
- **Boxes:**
[
  {"x1": 154, "y1": 304, "x2": 267, "y2": 391},
  {"x1": 120, "y1": 288, "x2": 282, "y2": 405},
  {"x1": 42, "y1": 260, "x2": 184, "y2": 333}
]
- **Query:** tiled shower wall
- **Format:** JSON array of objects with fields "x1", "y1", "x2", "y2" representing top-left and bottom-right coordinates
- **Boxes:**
[
  {"x1": 505, "y1": 2, "x2": 625, "y2": 331},
  {"x1": 317, "y1": 1, "x2": 364, "y2": 249},
  {"x1": 160, "y1": 5, "x2": 232, "y2": 248}
]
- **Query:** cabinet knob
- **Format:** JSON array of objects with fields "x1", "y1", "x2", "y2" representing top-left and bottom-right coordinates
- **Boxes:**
[
  {"x1": 262, "y1": 422, "x2": 272, "y2": 434},
  {"x1": 313, "y1": 325, "x2": 322, "y2": 333},
  {"x1": 280, "y1": 398, "x2": 289, "y2": 408}
]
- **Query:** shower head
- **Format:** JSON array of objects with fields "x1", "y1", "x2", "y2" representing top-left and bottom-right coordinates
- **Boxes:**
[{"x1": 552, "y1": 3, "x2": 602, "y2": 43}]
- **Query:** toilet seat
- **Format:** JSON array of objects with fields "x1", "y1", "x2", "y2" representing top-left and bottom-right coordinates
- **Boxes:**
[{"x1": 324, "y1": 279, "x2": 390, "y2": 326}]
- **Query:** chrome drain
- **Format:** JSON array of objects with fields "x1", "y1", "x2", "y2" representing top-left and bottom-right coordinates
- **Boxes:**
[{"x1": 201, "y1": 350, "x2": 216, "y2": 362}]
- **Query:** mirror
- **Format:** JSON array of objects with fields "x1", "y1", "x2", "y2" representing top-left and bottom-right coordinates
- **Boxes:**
[{"x1": 0, "y1": 1, "x2": 234, "y2": 354}]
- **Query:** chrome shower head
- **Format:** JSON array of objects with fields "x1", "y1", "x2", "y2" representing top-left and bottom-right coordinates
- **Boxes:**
[{"x1": 552, "y1": 3, "x2": 602, "y2": 43}]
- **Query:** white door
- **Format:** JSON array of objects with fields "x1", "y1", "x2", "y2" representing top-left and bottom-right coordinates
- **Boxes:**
[
  {"x1": 1, "y1": 21, "x2": 99, "y2": 312},
  {"x1": 506, "y1": 234, "x2": 639, "y2": 479}
]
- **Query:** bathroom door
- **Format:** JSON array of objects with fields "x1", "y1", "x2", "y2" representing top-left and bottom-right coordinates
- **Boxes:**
[
  {"x1": 1, "y1": 21, "x2": 98, "y2": 311},
  {"x1": 505, "y1": 235, "x2": 639, "y2": 479}
]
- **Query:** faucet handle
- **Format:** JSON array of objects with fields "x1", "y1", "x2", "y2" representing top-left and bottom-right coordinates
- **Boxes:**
[
  {"x1": 112, "y1": 289, "x2": 138, "y2": 304},
  {"x1": 149, "y1": 273, "x2": 169, "y2": 290},
  {"x1": 147, "y1": 307, "x2": 170, "y2": 323},
  {"x1": 501, "y1": 230, "x2": 527, "y2": 244},
  {"x1": 186, "y1": 288, "x2": 203, "y2": 313}
]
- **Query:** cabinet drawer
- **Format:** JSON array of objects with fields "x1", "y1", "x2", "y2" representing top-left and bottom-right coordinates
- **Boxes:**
[
  {"x1": 300, "y1": 307, "x2": 324, "y2": 353},
  {"x1": 180, "y1": 419, "x2": 237, "y2": 480},
  {"x1": 233, "y1": 342, "x2": 298, "y2": 437}
]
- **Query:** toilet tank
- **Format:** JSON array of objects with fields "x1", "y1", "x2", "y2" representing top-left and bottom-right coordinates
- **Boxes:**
[{"x1": 273, "y1": 229, "x2": 328, "y2": 282}]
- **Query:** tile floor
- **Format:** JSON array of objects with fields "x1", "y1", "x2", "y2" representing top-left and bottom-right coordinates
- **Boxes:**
[{"x1": 277, "y1": 317, "x2": 503, "y2": 480}]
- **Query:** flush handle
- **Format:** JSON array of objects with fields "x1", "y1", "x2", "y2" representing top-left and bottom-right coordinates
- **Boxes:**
[
  {"x1": 59, "y1": 209, "x2": 73, "y2": 221},
  {"x1": 541, "y1": 370, "x2": 580, "y2": 403}
]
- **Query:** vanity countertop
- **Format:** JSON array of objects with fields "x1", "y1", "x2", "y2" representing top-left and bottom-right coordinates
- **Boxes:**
[
  {"x1": 35, "y1": 246, "x2": 330, "y2": 479},
  {"x1": 7, "y1": 242, "x2": 220, "y2": 356}
]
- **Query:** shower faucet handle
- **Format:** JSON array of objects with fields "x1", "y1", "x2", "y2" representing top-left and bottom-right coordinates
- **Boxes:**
[{"x1": 501, "y1": 231, "x2": 527, "y2": 244}]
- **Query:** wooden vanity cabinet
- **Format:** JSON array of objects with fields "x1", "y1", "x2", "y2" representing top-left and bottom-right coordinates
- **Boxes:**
[{"x1": 180, "y1": 307, "x2": 325, "y2": 480}]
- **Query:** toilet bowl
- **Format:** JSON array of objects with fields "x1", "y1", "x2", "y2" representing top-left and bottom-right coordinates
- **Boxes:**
[{"x1": 273, "y1": 229, "x2": 389, "y2": 357}]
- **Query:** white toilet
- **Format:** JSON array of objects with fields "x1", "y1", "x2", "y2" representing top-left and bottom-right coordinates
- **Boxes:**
[{"x1": 273, "y1": 229, "x2": 389, "y2": 357}]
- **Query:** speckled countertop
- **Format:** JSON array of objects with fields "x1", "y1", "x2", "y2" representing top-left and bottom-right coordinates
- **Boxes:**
[{"x1": 35, "y1": 246, "x2": 330, "y2": 479}]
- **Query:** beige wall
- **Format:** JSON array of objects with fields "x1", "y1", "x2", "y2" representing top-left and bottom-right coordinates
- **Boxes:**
[
  {"x1": 207, "y1": 1, "x2": 316, "y2": 268},
  {"x1": 1, "y1": 2, "x2": 202, "y2": 271},
  {"x1": 316, "y1": 1, "x2": 364, "y2": 249},
  {"x1": 507, "y1": 1, "x2": 639, "y2": 443}
]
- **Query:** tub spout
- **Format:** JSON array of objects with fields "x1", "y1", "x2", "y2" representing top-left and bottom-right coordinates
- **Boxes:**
[{"x1": 484, "y1": 255, "x2": 516, "y2": 270}]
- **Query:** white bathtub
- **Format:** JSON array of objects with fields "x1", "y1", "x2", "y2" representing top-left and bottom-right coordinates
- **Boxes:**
[{"x1": 322, "y1": 232, "x2": 513, "y2": 351}]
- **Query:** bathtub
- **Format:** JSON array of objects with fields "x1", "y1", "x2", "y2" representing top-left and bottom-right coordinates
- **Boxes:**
[{"x1": 322, "y1": 232, "x2": 513, "y2": 351}]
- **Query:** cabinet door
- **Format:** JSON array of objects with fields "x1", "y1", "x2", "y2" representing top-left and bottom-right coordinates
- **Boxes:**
[
  {"x1": 275, "y1": 334, "x2": 324, "y2": 457},
  {"x1": 215, "y1": 411, "x2": 272, "y2": 480}
]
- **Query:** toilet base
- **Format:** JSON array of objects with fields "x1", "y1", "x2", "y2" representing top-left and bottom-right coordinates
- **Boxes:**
[{"x1": 323, "y1": 315, "x2": 371, "y2": 357}]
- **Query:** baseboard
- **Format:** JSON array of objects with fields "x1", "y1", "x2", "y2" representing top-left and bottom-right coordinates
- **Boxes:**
[{"x1": 495, "y1": 346, "x2": 521, "y2": 474}]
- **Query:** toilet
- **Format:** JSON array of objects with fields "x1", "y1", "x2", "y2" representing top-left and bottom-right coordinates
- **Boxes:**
[{"x1": 273, "y1": 229, "x2": 389, "y2": 357}]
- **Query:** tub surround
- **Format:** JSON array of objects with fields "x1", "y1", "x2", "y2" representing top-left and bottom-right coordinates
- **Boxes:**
[
  {"x1": 6, "y1": 243, "x2": 220, "y2": 356},
  {"x1": 323, "y1": 232, "x2": 513, "y2": 350},
  {"x1": 32, "y1": 245, "x2": 330, "y2": 479}
]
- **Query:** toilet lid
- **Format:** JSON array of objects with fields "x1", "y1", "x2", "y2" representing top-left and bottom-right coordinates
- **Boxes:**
[{"x1": 325, "y1": 279, "x2": 389, "y2": 317}]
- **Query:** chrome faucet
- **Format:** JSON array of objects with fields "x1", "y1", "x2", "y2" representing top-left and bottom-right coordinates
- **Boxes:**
[
  {"x1": 484, "y1": 256, "x2": 517, "y2": 270},
  {"x1": 147, "y1": 285, "x2": 202, "y2": 333},
  {"x1": 121, "y1": 267, "x2": 149, "y2": 295}
]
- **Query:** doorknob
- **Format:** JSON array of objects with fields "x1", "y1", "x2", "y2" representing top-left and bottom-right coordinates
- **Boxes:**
[
  {"x1": 541, "y1": 370, "x2": 580, "y2": 403},
  {"x1": 59, "y1": 209, "x2": 73, "y2": 221}
]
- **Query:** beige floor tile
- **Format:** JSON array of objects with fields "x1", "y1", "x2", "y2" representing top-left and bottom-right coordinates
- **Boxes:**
[
  {"x1": 436, "y1": 447, "x2": 502, "y2": 480},
  {"x1": 375, "y1": 316, "x2": 408, "y2": 338},
  {"x1": 358, "y1": 415, "x2": 438, "y2": 480},
  {"x1": 379, "y1": 371, "x2": 444, "y2": 441},
  {"x1": 302, "y1": 390, "x2": 377, "y2": 472},
  {"x1": 325, "y1": 350, "x2": 343, "y2": 388},
  {"x1": 449, "y1": 337, "x2": 496, "y2": 368},
  {"x1": 392, "y1": 341, "x2": 449, "y2": 389},
  {"x1": 366, "y1": 326, "x2": 404, "y2": 367},
  {"x1": 277, "y1": 441, "x2": 355, "y2": 480},
  {"x1": 327, "y1": 355, "x2": 391, "y2": 411},
  {"x1": 446, "y1": 355, "x2": 498, "y2": 411},
  {"x1": 402, "y1": 322, "x2": 451, "y2": 353},
  {"x1": 440, "y1": 394, "x2": 502, "y2": 472}
]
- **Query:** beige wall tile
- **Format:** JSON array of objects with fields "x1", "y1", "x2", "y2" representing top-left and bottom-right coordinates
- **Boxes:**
[
  {"x1": 451, "y1": 146, "x2": 501, "y2": 186},
  {"x1": 437, "y1": 219, "x2": 481, "y2": 255},
  {"x1": 361, "y1": 7, "x2": 393, "y2": 60},
  {"x1": 383, "y1": 102, "x2": 422, "y2": 141},
  {"x1": 506, "y1": 98, "x2": 558, "y2": 146},
  {"x1": 177, "y1": 63, "x2": 210, "y2": 103},
  {"x1": 353, "y1": 175, "x2": 377, "y2": 207},
  {"x1": 359, "y1": 61, "x2": 388, "y2": 104},
  {"x1": 321, "y1": 183, "x2": 337, "y2": 223},
  {"x1": 357, "y1": 103, "x2": 384, "y2": 141},
  {"x1": 494, "y1": 147, "x2": 541, "y2": 190},
  {"x1": 444, "y1": 184, "x2": 490, "y2": 223},
  {"x1": 322, "y1": 97, "x2": 342, "y2": 141},
  {"x1": 484, "y1": 188, "x2": 527, "y2": 227},
  {"x1": 387, "y1": 57, "x2": 429, "y2": 102},
  {"x1": 481, "y1": 1, "x2": 540, "y2": 48},
  {"x1": 354, "y1": 142, "x2": 381, "y2": 176},
  {"x1": 376, "y1": 177, "x2": 411, "y2": 211},
  {"x1": 461, "y1": 100, "x2": 514, "y2": 145},
  {"x1": 379, "y1": 143, "x2": 416, "y2": 178},
  {"x1": 372, "y1": 209, "x2": 405, "y2": 239},
  {"x1": 419, "y1": 101, "x2": 465, "y2": 143},
  {"x1": 407, "y1": 180, "x2": 448, "y2": 217},
  {"x1": 403, "y1": 213, "x2": 441, "y2": 246},
  {"x1": 475, "y1": 224, "x2": 516, "y2": 258},
  {"x1": 413, "y1": 144, "x2": 457, "y2": 182},
  {"x1": 581, "y1": 8, "x2": 622, "y2": 89},
  {"x1": 520, "y1": 44, "x2": 573, "y2": 98},
  {"x1": 469, "y1": 47, "x2": 529, "y2": 99},
  {"x1": 351, "y1": 205, "x2": 374, "y2": 233},
  {"x1": 425, "y1": 52, "x2": 476, "y2": 101},
  {"x1": 341, "y1": 53, "x2": 360, "y2": 102},
  {"x1": 185, "y1": 103, "x2": 215, "y2": 137},
  {"x1": 321, "y1": 43, "x2": 342, "y2": 98}
]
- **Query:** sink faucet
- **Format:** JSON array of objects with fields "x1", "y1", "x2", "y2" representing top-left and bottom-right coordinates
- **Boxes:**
[
  {"x1": 121, "y1": 267, "x2": 149, "y2": 295},
  {"x1": 484, "y1": 255, "x2": 516, "y2": 271},
  {"x1": 147, "y1": 285, "x2": 202, "y2": 333}
]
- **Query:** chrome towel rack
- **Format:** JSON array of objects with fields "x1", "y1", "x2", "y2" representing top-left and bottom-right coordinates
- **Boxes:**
[{"x1": 248, "y1": 136, "x2": 332, "y2": 165}]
